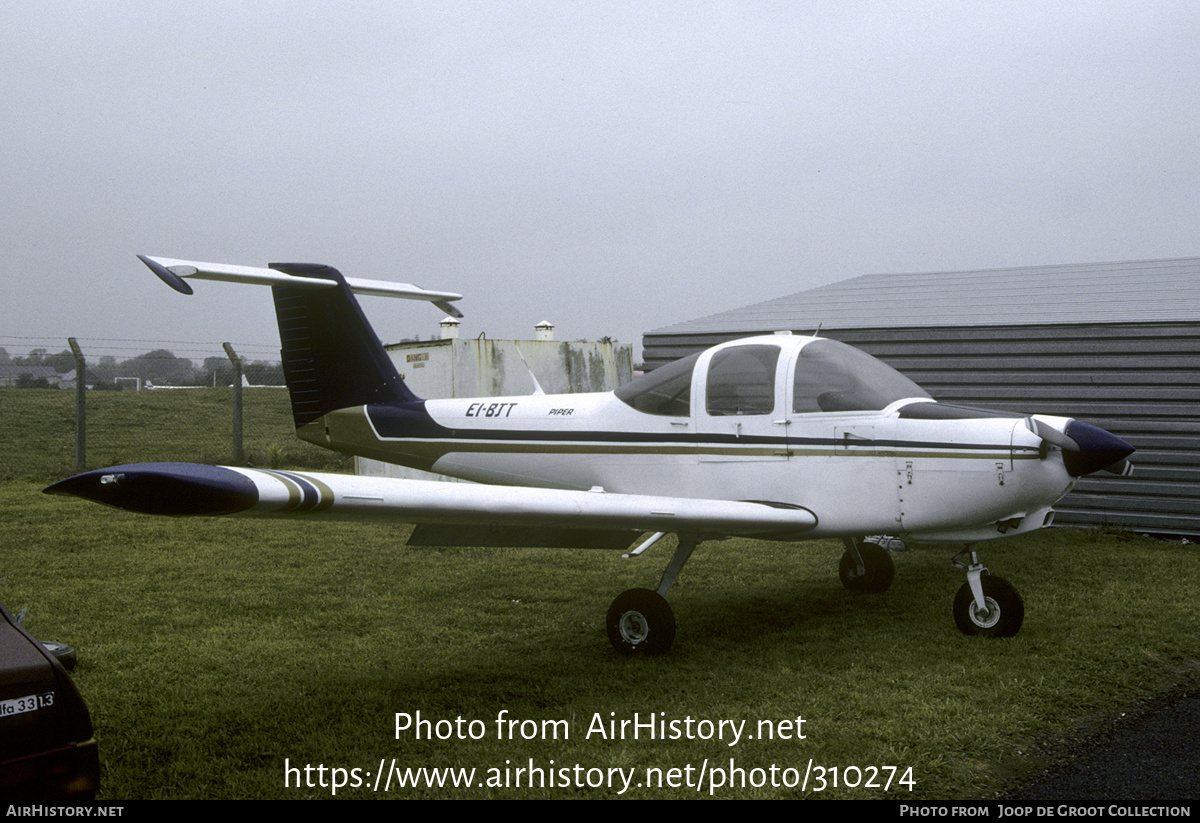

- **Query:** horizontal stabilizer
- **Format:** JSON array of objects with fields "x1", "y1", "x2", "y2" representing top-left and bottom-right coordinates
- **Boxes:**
[
  {"x1": 46, "y1": 464, "x2": 819, "y2": 542},
  {"x1": 138, "y1": 255, "x2": 464, "y2": 317}
]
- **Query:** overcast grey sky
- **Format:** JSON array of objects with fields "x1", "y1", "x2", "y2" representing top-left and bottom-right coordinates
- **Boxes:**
[{"x1": 4, "y1": 1, "x2": 1199, "y2": 365}]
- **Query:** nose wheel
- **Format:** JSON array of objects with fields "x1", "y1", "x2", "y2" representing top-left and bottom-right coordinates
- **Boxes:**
[{"x1": 951, "y1": 549, "x2": 1024, "y2": 637}]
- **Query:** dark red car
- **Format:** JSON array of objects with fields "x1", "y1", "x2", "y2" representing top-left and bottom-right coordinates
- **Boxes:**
[{"x1": 0, "y1": 599, "x2": 99, "y2": 799}]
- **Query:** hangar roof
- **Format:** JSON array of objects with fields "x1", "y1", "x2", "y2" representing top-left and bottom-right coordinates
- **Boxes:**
[{"x1": 652, "y1": 257, "x2": 1200, "y2": 335}]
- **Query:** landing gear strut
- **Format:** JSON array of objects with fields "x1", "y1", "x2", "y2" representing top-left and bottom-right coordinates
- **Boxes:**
[
  {"x1": 607, "y1": 533, "x2": 699, "y2": 655},
  {"x1": 951, "y1": 547, "x2": 1024, "y2": 637}
]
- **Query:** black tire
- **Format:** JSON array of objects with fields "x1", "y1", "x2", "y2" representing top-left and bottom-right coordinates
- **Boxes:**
[
  {"x1": 953, "y1": 575, "x2": 1024, "y2": 637},
  {"x1": 839, "y1": 542, "x2": 895, "y2": 593},
  {"x1": 41, "y1": 640, "x2": 77, "y2": 671},
  {"x1": 606, "y1": 588, "x2": 676, "y2": 655}
]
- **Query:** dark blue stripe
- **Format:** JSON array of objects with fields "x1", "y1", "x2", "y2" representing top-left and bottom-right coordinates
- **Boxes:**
[
  {"x1": 365, "y1": 404, "x2": 1024, "y2": 455},
  {"x1": 266, "y1": 470, "x2": 323, "y2": 512}
]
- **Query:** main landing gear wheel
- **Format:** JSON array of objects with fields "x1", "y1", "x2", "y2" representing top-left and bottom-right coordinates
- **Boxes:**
[
  {"x1": 839, "y1": 541, "x2": 895, "y2": 593},
  {"x1": 607, "y1": 588, "x2": 676, "y2": 655},
  {"x1": 953, "y1": 574, "x2": 1024, "y2": 637}
]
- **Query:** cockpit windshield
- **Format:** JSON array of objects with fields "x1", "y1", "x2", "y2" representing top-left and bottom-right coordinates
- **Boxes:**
[
  {"x1": 616, "y1": 338, "x2": 930, "y2": 417},
  {"x1": 793, "y1": 339, "x2": 930, "y2": 413}
]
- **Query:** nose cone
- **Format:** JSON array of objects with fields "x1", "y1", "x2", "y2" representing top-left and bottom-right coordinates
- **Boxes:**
[{"x1": 1061, "y1": 420, "x2": 1135, "y2": 477}]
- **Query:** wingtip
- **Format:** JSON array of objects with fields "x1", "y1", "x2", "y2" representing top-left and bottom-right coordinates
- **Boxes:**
[
  {"x1": 45, "y1": 463, "x2": 258, "y2": 516},
  {"x1": 138, "y1": 254, "x2": 194, "y2": 295},
  {"x1": 434, "y1": 300, "x2": 465, "y2": 319}
]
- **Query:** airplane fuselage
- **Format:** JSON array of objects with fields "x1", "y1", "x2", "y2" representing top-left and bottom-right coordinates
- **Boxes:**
[{"x1": 300, "y1": 334, "x2": 1077, "y2": 543}]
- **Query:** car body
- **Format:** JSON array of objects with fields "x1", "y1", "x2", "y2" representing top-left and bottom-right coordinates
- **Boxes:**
[{"x1": 0, "y1": 599, "x2": 99, "y2": 799}]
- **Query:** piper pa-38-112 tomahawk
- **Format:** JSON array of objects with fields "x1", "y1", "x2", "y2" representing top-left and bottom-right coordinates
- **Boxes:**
[{"x1": 46, "y1": 255, "x2": 1136, "y2": 654}]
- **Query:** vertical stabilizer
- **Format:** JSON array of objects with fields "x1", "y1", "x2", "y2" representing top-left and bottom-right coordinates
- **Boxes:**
[{"x1": 269, "y1": 263, "x2": 419, "y2": 428}]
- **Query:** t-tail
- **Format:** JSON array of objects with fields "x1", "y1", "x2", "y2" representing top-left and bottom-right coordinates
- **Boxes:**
[
  {"x1": 270, "y1": 262, "x2": 417, "y2": 426},
  {"x1": 136, "y1": 255, "x2": 463, "y2": 428}
]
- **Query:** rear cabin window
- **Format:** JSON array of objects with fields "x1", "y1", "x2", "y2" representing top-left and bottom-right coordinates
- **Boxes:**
[
  {"x1": 792, "y1": 339, "x2": 930, "y2": 413},
  {"x1": 705, "y1": 345, "x2": 780, "y2": 416},
  {"x1": 614, "y1": 352, "x2": 700, "y2": 416}
]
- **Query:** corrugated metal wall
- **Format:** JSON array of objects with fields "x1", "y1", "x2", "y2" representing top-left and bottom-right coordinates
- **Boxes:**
[{"x1": 642, "y1": 322, "x2": 1200, "y2": 537}]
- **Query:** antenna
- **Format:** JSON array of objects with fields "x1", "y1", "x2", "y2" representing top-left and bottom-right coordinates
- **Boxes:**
[{"x1": 514, "y1": 344, "x2": 546, "y2": 396}]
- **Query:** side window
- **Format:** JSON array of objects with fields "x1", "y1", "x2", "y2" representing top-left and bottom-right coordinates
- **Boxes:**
[
  {"x1": 614, "y1": 352, "x2": 700, "y2": 416},
  {"x1": 706, "y1": 345, "x2": 779, "y2": 416}
]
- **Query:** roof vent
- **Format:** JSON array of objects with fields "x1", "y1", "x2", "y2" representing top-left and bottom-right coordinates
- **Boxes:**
[{"x1": 439, "y1": 317, "x2": 461, "y2": 340}]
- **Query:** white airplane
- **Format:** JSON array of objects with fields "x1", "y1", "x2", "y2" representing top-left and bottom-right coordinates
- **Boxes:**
[{"x1": 46, "y1": 256, "x2": 1135, "y2": 654}]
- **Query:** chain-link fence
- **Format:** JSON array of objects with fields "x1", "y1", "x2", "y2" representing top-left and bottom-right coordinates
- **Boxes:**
[{"x1": 0, "y1": 338, "x2": 348, "y2": 482}]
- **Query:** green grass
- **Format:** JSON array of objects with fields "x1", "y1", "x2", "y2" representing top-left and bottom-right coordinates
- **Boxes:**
[
  {"x1": 4, "y1": 390, "x2": 1198, "y2": 798},
  {"x1": 0, "y1": 388, "x2": 349, "y2": 481},
  {"x1": 3, "y1": 480, "x2": 1198, "y2": 799}
]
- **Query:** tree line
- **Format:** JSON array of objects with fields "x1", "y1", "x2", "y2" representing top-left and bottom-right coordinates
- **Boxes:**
[{"x1": 0, "y1": 347, "x2": 284, "y2": 389}]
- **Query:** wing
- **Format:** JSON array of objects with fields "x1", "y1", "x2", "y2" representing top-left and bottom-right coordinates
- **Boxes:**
[{"x1": 44, "y1": 463, "x2": 818, "y2": 545}]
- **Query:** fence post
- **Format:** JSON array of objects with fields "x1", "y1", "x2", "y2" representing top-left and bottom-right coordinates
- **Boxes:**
[
  {"x1": 223, "y1": 342, "x2": 244, "y2": 464},
  {"x1": 68, "y1": 338, "x2": 86, "y2": 472}
]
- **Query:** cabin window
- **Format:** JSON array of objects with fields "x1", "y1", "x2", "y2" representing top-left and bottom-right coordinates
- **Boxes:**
[
  {"x1": 792, "y1": 339, "x2": 930, "y2": 413},
  {"x1": 614, "y1": 352, "x2": 700, "y2": 416},
  {"x1": 705, "y1": 345, "x2": 779, "y2": 416}
]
